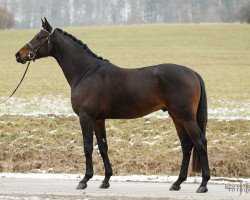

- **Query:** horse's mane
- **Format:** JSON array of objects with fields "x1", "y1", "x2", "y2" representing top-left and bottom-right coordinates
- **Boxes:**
[{"x1": 56, "y1": 28, "x2": 108, "y2": 62}]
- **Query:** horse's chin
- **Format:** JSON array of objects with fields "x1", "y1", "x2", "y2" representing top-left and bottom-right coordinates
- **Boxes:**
[{"x1": 19, "y1": 57, "x2": 31, "y2": 64}]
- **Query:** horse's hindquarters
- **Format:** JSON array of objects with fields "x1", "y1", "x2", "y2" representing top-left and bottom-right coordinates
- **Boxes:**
[{"x1": 154, "y1": 64, "x2": 201, "y2": 121}]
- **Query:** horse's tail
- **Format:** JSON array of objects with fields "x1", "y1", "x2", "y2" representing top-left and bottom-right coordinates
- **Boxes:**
[{"x1": 192, "y1": 72, "x2": 208, "y2": 173}]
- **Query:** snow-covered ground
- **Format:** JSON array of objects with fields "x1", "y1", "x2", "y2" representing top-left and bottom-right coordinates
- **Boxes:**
[
  {"x1": 1, "y1": 173, "x2": 249, "y2": 185},
  {"x1": 0, "y1": 95, "x2": 72, "y2": 116},
  {"x1": 0, "y1": 96, "x2": 249, "y2": 120}
]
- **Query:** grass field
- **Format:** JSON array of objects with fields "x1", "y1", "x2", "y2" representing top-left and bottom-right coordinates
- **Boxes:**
[
  {"x1": 0, "y1": 24, "x2": 249, "y2": 100},
  {"x1": 0, "y1": 24, "x2": 249, "y2": 178}
]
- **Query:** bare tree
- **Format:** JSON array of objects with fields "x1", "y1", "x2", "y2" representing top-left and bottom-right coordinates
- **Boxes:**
[
  {"x1": 128, "y1": 0, "x2": 139, "y2": 23},
  {"x1": 0, "y1": 7, "x2": 14, "y2": 29},
  {"x1": 0, "y1": 0, "x2": 249, "y2": 28},
  {"x1": 237, "y1": 0, "x2": 250, "y2": 23}
]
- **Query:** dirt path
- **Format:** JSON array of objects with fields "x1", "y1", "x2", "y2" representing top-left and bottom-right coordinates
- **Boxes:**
[{"x1": 0, "y1": 177, "x2": 249, "y2": 200}]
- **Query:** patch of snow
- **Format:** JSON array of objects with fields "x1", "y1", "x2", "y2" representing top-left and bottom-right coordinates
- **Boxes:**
[
  {"x1": 48, "y1": 168, "x2": 54, "y2": 172},
  {"x1": 142, "y1": 141, "x2": 157, "y2": 145},
  {"x1": 0, "y1": 173, "x2": 249, "y2": 185},
  {"x1": 129, "y1": 140, "x2": 134, "y2": 146},
  {"x1": 0, "y1": 196, "x2": 40, "y2": 200},
  {"x1": 172, "y1": 146, "x2": 181, "y2": 151},
  {"x1": 230, "y1": 134, "x2": 237, "y2": 138},
  {"x1": 0, "y1": 95, "x2": 75, "y2": 116},
  {"x1": 49, "y1": 130, "x2": 58, "y2": 134},
  {"x1": 0, "y1": 96, "x2": 249, "y2": 120},
  {"x1": 0, "y1": 196, "x2": 92, "y2": 200},
  {"x1": 153, "y1": 135, "x2": 161, "y2": 139}
]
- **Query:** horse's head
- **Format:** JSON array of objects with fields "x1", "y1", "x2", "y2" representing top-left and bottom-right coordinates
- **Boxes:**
[{"x1": 15, "y1": 18, "x2": 54, "y2": 64}]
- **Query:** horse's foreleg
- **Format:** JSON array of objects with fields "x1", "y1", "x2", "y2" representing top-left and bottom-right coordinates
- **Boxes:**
[
  {"x1": 170, "y1": 121, "x2": 193, "y2": 191},
  {"x1": 94, "y1": 120, "x2": 113, "y2": 189},
  {"x1": 76, "y1": 113, "x2": 94, "y2": 189}
]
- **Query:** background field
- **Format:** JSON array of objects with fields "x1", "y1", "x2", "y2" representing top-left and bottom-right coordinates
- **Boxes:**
[
  {"x1": 0, "y1": 24, "x2": 249, "y2": 178},
  {"x1": 0, "y1": 24, "x2": 249, "y2": 100}
]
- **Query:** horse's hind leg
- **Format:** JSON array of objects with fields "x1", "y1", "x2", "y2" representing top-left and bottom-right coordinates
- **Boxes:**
[
  {"x1": 183, "y1": 121, "x2": 210, "y2": 193},
  {"x1": 170, "y1": 121, "x2": 193, "y2": 191},
  {"x1": 94, "y1": 120, "x2": 113, "y2": 189}
]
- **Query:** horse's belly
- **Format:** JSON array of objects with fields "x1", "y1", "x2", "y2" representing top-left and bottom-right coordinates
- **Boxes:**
[{"x1": 104, "y1": 104, "x2": 166, "y2": 119}]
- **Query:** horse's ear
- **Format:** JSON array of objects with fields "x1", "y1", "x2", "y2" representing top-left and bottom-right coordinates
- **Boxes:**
[
  {"x1": 41, "y1": 18, "x2": 45, "y2": 28},
  {"x1": 42, "y1": 17, "x2": 52, "y2": 32}
]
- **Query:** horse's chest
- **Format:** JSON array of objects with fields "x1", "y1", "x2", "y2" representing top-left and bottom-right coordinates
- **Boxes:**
[
  {"x1": 70, "y1": 96, "x2": 81, "y2": 115},
  {"x1": 70, "y1": 88, "x2": 100, "y2": 116},
  {"x1": 70, "y1": 90, "x2": 87, "y2": 115}
]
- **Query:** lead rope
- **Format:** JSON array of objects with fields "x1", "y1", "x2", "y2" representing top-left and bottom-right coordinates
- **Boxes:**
[
  {"x1": 2, "y1": 61, "x2": 31, "y2": 103},
  {"x1": 2, "y1": 28, "x2": 54, "y2": 104}
]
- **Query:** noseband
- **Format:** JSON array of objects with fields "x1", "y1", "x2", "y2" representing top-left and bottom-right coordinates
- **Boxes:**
[
  {"x1": 26, "y1": 29, "x2": 54, "y2": 61},
  {"x1": 3, "y1": 29, "x2": 55, "y2": 103}
]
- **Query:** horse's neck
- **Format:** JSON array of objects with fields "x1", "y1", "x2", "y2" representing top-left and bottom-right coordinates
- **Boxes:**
[{"x1": 52, "y1": 37, "x2": 98, "y2": 87}]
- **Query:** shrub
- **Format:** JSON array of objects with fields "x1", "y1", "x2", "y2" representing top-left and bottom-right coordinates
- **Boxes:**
[
  {"x1": 0, "y1": 8, "x2": 14, "y2": 29},
  {"x1": 237, "y1": 1, "x2": 250, "y2": 23}
]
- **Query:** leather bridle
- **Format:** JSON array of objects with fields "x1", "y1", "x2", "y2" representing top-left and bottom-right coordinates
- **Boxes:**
[
  {"x1": 2, "y1": 29, "x2": 55, "y2": 103},
  {"x1": 26, "y1": 29, "x2": 54, "y2": 61}
]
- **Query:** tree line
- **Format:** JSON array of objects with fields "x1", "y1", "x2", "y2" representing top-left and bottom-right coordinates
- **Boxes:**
[{"x1": 0, "y1": 0, "x2": 249, "y2": 29}]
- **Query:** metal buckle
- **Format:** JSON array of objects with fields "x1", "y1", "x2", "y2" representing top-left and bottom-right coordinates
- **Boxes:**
[{"x1": 28, "y1": 52, "x2": 35, "y2": 60}]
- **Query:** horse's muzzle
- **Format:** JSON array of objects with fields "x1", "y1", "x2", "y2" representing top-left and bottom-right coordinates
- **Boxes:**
[
  {"x1": 15, "y1": 52, "x2": 21, "y2": 62},
  {"x1": 15, "y1": 52, "x2": 26, "y2": 64}
]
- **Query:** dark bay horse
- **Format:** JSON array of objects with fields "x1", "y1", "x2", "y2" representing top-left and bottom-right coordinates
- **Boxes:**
[{"x1": 15, "y1": 18, "x2": 210, "y2": 193}]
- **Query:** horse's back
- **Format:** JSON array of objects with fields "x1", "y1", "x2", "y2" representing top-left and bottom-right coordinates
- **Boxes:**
[
  {"x1": 102, "y1": 63, "x2": 200, "y2": 119},
  {"x1": 72, "y1": 62, "x2": 201, "y2": 120}
]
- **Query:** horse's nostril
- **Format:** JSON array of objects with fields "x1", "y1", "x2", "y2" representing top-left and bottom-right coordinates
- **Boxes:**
[{"x1": 15, "y1": 52, "x2": 21, "y2": 61}]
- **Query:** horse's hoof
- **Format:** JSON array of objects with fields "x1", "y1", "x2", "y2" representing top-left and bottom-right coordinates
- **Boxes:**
[
  {"x1": 196, "y1": 186, "x2": 208, "y2": 193},
  {"x1": 169, "y1": 184, "x2": 181, "y2": 191},
  {"x1": 76, "y1": 182, "x2": 87, "y2": 189},
  {"x1": 99, "y1": 182, "x2": 110, "y2": 189}
]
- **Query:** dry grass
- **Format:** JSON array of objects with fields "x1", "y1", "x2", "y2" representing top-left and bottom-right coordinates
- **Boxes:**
[{"x1": 0, "y1": 115, "x2": 249, "y2": 178}]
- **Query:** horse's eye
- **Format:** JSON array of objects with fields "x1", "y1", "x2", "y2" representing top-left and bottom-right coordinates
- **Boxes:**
[{"x1": 37, "y1": 35, "x2": 42, "y2": 40}]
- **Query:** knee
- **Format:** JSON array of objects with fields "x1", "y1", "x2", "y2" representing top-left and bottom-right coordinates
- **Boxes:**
[
  {"x1": 193, "y1": 141, "x2": 207, "y2": 154},
  {"x1": 181, "y1": 143, "x2": 193, "y2": 156},
  {"x1": 84, "y1": 144, "x2": 93, "y2": 156},
  {"x1": 99, "y1": 145, "x2": 108, "y2": 156},
  {"x1": 183, "y1": 151, "x2": 192, "y2": 158},
  {"x1": 200, "y1": 135, "x2": 207, "y2": 144}
]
